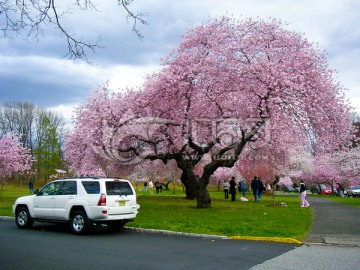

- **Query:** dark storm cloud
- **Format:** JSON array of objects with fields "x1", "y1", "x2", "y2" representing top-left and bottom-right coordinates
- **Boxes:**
[{"x1": 0, "y1": 0, "x2": 359, "y2": 119}]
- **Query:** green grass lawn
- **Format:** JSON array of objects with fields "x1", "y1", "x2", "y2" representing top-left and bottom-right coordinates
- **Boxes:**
[{"x1": 130, "y1": 191, "x2": 312, "y2": 241}]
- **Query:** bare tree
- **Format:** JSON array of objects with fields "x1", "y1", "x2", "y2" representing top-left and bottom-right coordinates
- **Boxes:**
[
  {"x1": 0, "y1": 102, "x2": 35, "y2": 149},
  {"x1": 0, "y1": 0, "x2": 148, "y2": 62},
  {"x1": 0, "y1": 101, "x2": 66, "y2": 158}
]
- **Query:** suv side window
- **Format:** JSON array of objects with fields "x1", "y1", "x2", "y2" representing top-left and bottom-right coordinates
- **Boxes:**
[
  {"x1": 106, "y1": 181, "x2": 134, "y2": 196},
  {"x1": 40, "y1": 182, "x2": 61, "y2": 195},
  {"x1": 82, "y1": 181, "x2": 100, "y2": 194},
  {"x1": 58, "y1": 181, "x2": 77, "y2": 195}
]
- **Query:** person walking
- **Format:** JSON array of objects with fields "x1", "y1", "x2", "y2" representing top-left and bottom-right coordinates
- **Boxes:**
[
  {"x1": 144, "y1": 181, "x2": 148, "y2": 192},
  {"x1": 229, "y1": 177, "x2": 237, "y2": 202},
  {"x1": 223, "y1": 180, "x2": 230, "y2": 199},
  {"x1": 258, "y1": 178, "x2": 264, "y2": 201},
  {"x1": 251, "y1": 176, "x2": 259, "y2": 202},
  {"x1": 300, "y1": 180, "x2": 310, "y2": 207}
]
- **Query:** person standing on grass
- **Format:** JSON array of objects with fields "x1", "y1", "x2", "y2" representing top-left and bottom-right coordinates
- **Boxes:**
[
  {"x1": 229, "y1": 177, "x2": 237, "y2": 202},
  {"x1": 251, "y1": 176, "x2": 259, "y2": 202},
  {"x1": 300, "y1": 180, "x2": 310, "y2": 207},
  {"x1": 155, "y1": 180, "x2": 160, "y2": 194},
  {"x1": 28, "y1": 179, "x2": 34, "y2": 194},
  {"x1": 144, "y1": 181, "x2": 148, "y2": 192},
  {"x1": 223, "y1": 180, "x2": 230, "y2": 199},
  {"x1": 148, "y1": 180, "x2": 154, "y2": 194},
  {"x1": 240, "y1": 180, "x2": 246, "y2": 197},
  {"x1": 258, "y1": 178, "x2": 264, "y2": 202}
]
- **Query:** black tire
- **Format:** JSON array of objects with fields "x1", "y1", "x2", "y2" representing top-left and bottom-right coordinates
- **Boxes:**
[
  {"x1": 15, "y1": 207, "x2": 34, "y2": 229},
  {"x1": 70, "y1": 210, "x2": 90, "y2": 235},
  {"x1": 107, "y1": 221, "x2": 126, "y2": 233}
]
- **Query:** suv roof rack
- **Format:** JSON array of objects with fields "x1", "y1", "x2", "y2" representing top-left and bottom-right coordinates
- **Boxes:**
[{"x1": 59, "y1": 177, "x2": 100, "y2": 180}]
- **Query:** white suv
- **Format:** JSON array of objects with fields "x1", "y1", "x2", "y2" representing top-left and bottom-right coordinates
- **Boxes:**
[{"x1": 13, "y1": 177, "x2": 140, "y2": 234}]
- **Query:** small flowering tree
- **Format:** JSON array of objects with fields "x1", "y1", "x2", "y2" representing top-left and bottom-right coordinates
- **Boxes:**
[
  {"x1": 0, "y1": 134, "x2": 33, "y2": 197},
  {"x1": 297, "y1": 146, "x2": 360, "y2": 193},
  {"x1": 330, "y1": 146, "x2": 360, "y2": 186}
]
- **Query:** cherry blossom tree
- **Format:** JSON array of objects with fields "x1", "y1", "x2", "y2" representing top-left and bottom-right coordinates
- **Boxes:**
[
  {"x1": 302, "y1": 147, "x2": 360, "y2": 189},
  {"x1": 210, "y1": 166, "x2": 242, "y2": 184},
  {"x1": 331, "y1": 147, "x2": 360, "y2": 185},
  {"x1": 0, "y1": 133, "x2": 33, "y2": 197},
  {"x1": 64, "y1": 131, "x2": 108, "y2": 177},
  {"x1": 66, "y1": 17, "x2": 354, "y2": 208}
]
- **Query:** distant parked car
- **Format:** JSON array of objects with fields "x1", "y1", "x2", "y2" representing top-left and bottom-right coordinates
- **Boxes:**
[
  {"x1": 319, "y1": 184, "x2": 332, "y2": 195},
  {"x1": 310, "y1": 184, "x2": 332, "y2": 195},
  {"x1": 283, "y1": 186, "x2": 294, "y2": 192},
  {"x1": 293, "y1": 187, "x2": 300, "y2": 193},
  {"x1": 347, "y1": 185, "x2": 360, "y2": 197}
]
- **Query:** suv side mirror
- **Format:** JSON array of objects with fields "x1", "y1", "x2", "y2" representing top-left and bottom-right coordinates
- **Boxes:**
[{"x1": 34, "y1": 189, "x2": 40, "y2": 195}]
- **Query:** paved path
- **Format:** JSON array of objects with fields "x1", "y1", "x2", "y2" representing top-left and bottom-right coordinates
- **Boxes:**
[
  {"x1": 305, "y1": 196, "x2": 360, "y2": 246},
  {"x1": 250, "y1": 196, "x2": 360, "y2": 270}
]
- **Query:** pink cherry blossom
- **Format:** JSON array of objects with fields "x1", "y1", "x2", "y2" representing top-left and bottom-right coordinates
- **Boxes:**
[{"x1": 0, "y1": 133, "x2": 33, "y2": 195}]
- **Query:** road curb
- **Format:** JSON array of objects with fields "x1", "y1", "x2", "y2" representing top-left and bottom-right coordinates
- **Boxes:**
[
  {"x1": 125, "y1": 226, "x2": 229, "y2": 239},
  {"x1": 0, "y1": 216, "x2": 14, "y2": 221},
  {"x1": 126, "y1": 227, "x2": 302, "y2": 244},
  {"x1": 230, "y1": 235, "x2": 302, "y2": 244}
]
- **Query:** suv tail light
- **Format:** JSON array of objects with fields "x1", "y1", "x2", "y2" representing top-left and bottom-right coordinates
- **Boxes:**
[{"x1": 98, "y1": 193, "x2": 106, "y2": 206}]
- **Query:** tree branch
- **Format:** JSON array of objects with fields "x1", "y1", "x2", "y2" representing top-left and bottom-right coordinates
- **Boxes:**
[{"x1": 0, "y1": 0, "x2": 148, "y2": 62}]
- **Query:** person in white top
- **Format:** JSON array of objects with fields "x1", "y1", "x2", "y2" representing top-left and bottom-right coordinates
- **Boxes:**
[
  {"x1": 148, "y1": 180, "x2": 154, "y2": 194},
  {"x1": 223, "y1": 180, "x2": 230, "y2": 199}
]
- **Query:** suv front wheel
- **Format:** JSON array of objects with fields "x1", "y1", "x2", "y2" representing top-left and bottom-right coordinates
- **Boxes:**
[
  {"x1": 70, "y1": 210, "x2": 90, "y2": 235},
  {"x1": 15, "y1": 207, "x2": 34, "y2": 229}
]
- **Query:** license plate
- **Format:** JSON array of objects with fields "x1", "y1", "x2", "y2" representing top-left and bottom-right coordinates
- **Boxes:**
[{"x1": 118, "y1": 201, "x2": 125, "y2": 206}]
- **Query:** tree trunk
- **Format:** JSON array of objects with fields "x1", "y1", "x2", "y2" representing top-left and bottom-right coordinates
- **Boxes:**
[
  {"x1": 180, "y1": 171, "x2": 212, "y2": 207},
  {"x1": 177, "y1": 159, "x2": 213, "y2": 208},
  {"x1": 196, "y1": 188, "x2": 211, "y2": 208},
  {"x1": 181, "y1": 173, "x2": 196, "y2": 200}
]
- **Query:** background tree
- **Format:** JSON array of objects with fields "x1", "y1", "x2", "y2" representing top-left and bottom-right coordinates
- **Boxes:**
[
  {"x1": 0, "y1": 0, "x2": 147, "y2": 62},
  {"x1": 0, "y1": 102, "x2": 66, "y2": 184},
  {"x1": 0, "y1": 102, "x2": 35, "y2": 149},
  {"x1": 65, "y1": 17, "x2": 354, "y2": 208},
  {"x1": 0, "y1": 133, "x2": 33, "y2": 197},
  {"x1": 34, "y1": 115, "x2": 62, "y2": 183}
]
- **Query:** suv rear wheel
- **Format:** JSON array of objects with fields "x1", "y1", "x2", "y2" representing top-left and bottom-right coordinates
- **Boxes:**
[
  {"x1": 70, "y1": 210, "x2": 90, "y2": 235},
  {"x1": 15, "y1": 207, "x2": 34, "y2": 229}
]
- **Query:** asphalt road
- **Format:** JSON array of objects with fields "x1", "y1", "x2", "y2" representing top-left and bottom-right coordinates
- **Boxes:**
[
  {"x1": 0, "y1": 219, "x2": 296, "y2": 270},
  {"x1": 2, "y1": 196, "x2": 360, "y2": 269}
]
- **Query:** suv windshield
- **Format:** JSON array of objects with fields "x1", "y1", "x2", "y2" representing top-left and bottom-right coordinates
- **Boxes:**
[{"x1": 106, "y1": 181, "x2": 134, "y2": 196}]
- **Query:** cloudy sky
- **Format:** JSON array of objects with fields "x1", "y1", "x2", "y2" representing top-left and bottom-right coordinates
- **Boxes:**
[{"x1": 1, "y1": 0, "x2": 359, "y2": 124}]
